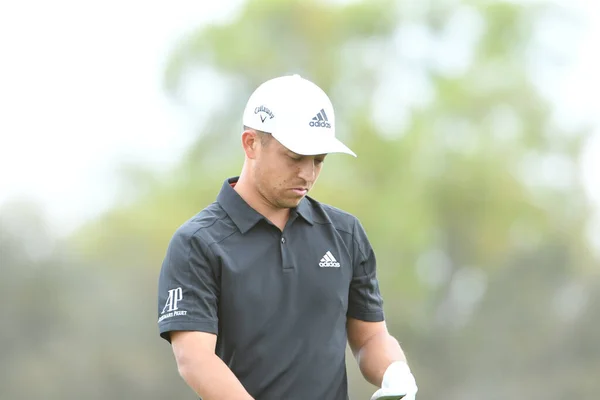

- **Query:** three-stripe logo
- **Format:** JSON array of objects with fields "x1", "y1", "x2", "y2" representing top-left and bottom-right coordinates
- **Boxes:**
[
  {"x1": 319, "y1": 251, "x2": 340, "y2": 268},
  {"x1": 309, "y1": 109, "x2": 331, "y2": 128}
]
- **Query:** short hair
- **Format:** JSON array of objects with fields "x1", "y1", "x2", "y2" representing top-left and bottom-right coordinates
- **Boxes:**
[{"x1": 243, "y1": 125, "x2": 272, "y2": 146}]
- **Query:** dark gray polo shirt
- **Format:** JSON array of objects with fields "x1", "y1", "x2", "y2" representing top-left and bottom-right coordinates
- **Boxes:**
[{"x1": 157, "y1": 177, "x2": 384, "y2": 400}]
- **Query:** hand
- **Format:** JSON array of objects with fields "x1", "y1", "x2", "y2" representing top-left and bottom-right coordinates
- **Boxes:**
[{"x1": 370, "y1": 361, "x2": 418, "y2": 400}]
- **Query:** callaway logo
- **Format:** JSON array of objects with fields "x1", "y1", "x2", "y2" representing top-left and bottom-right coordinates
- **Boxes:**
[
  {"x1": 309, "y1": 109, "x2": 331, "y2": 128},
  {"x1": 255, "y1": 105, "x2": 274, "y2": 123}
]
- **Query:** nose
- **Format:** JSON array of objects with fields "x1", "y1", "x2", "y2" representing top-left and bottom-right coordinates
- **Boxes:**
[{"x1": 297, "y1": 158, "x2": 315, "y2": 182}]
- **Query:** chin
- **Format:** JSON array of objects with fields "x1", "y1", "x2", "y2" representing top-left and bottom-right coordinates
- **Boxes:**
[{"x1": 278, "y1": 198, "x2": 303, "y2": 209}]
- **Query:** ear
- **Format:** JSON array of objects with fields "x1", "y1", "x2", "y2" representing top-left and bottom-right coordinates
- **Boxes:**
[{"x1": 241, "y1": 129, "x2": 260, "y2": 159}]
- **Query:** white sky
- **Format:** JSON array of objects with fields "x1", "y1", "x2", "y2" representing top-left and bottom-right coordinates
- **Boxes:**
[
  {"x1": 0, "y1": 0, "x2": 243, "y2": 233},
  {"x1": 0, "y1": 0, "x2": 598, "y2": 237}
]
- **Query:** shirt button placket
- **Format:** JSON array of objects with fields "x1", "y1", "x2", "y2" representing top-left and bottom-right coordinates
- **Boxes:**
[{"x1": 280, "y1": 235, "x2": 292, "y2": 270}]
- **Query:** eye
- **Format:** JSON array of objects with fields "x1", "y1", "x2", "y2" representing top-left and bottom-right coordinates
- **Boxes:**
[
  {"x1": 288, "y1": 154, "x2": 302, "y2": 161},
  {"x1": 314, "y1": 158, "x2": 325, "y2": 166}
]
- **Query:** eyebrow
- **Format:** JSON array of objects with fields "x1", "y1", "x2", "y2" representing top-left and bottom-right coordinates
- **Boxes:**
[{"x1": 284, "y1": 150, "x2": 326, "y2": 159}]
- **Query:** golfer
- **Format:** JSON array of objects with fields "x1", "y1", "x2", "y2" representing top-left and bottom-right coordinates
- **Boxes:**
[{"x1": 157, "y1": 74, "x2": 418, "y2": 400}]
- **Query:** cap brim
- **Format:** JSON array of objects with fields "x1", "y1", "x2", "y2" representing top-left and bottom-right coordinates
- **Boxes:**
[{"x1": 272, "y1": 131, "x2": 357, "y2": 157}]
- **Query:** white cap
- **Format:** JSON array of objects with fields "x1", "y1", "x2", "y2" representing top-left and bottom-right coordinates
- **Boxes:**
[{"x1": 242, "y1": 74, "x2": 356, "y2": 157}]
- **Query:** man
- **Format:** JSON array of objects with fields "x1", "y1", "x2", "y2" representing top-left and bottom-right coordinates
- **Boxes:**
[{"x1": 157, "y1": 74, "x2": 418, "y2": 400}]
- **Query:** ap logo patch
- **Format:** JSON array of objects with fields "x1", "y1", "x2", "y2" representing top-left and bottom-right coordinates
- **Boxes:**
[
  {"x1": 159, "y1": 287, "x2": 187, "y2": 323},
  {"x1": 161, "y1": 287, "x2": 183, "y2": 314}
]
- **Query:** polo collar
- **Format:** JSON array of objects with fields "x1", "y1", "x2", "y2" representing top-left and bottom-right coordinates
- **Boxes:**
[
  {"x1": 217, "y1": 177, "x2": 264, "y2": 234},
  {"x1": 217, "y1": 177, "x2": 314, "y2": 234},
  {"x1": 295, "y1": 195, "x2": 314, "y2": 226}
]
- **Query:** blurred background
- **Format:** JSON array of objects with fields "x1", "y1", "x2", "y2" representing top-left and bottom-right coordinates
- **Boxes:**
[{"x1": 1, "y1": 0, "x2": 599, "y2": 399}]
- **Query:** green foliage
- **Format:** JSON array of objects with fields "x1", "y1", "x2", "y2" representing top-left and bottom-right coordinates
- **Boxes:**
[{"x1": 164, "y1": 0, "x2": 398, "y2": 94}]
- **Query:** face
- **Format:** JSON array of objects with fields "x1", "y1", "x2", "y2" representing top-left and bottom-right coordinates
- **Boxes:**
[{"x1": 249, "y1": 132, "x2": 326, "y2": 209}]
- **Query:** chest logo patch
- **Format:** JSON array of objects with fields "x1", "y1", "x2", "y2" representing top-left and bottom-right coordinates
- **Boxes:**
[{"x1": 319, "y1": 251, "x2": 340, "y2": 268}]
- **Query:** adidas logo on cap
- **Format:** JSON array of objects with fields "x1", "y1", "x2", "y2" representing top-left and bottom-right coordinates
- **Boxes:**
[{"x1": 309, "y1": 109, "x2": 331, "y2": 128}]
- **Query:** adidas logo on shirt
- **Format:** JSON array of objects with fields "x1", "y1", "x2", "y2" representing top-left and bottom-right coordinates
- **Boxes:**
[
  {"x1": 309, "y1": 109, "x2": 331, "y2": 128},
  {"x1": 319, "y1": 251, "x2": 340, "y2": 268}
]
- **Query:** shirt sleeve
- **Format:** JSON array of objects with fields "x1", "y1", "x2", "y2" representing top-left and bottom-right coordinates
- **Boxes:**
[
  {"x1": 157, "y1": 224, "x2": 220, "y2": 343},
  {"x1": 347, "y1": 218, "x2": 385, "y2": 322}
]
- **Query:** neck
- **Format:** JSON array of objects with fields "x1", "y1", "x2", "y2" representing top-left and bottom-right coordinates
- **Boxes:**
[{"x1": 234, "y1": 168, "x2": 290, "y2": 231}]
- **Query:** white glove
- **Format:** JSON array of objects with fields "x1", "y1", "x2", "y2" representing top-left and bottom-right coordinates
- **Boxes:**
[{"x1": 370, "y1": 361, "x2": 418, "y2": 400}]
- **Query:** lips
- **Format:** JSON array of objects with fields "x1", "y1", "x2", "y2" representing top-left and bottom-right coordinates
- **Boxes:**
[{"x1": 291, "y1": 188, "x2": 308, "y2": 195}]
